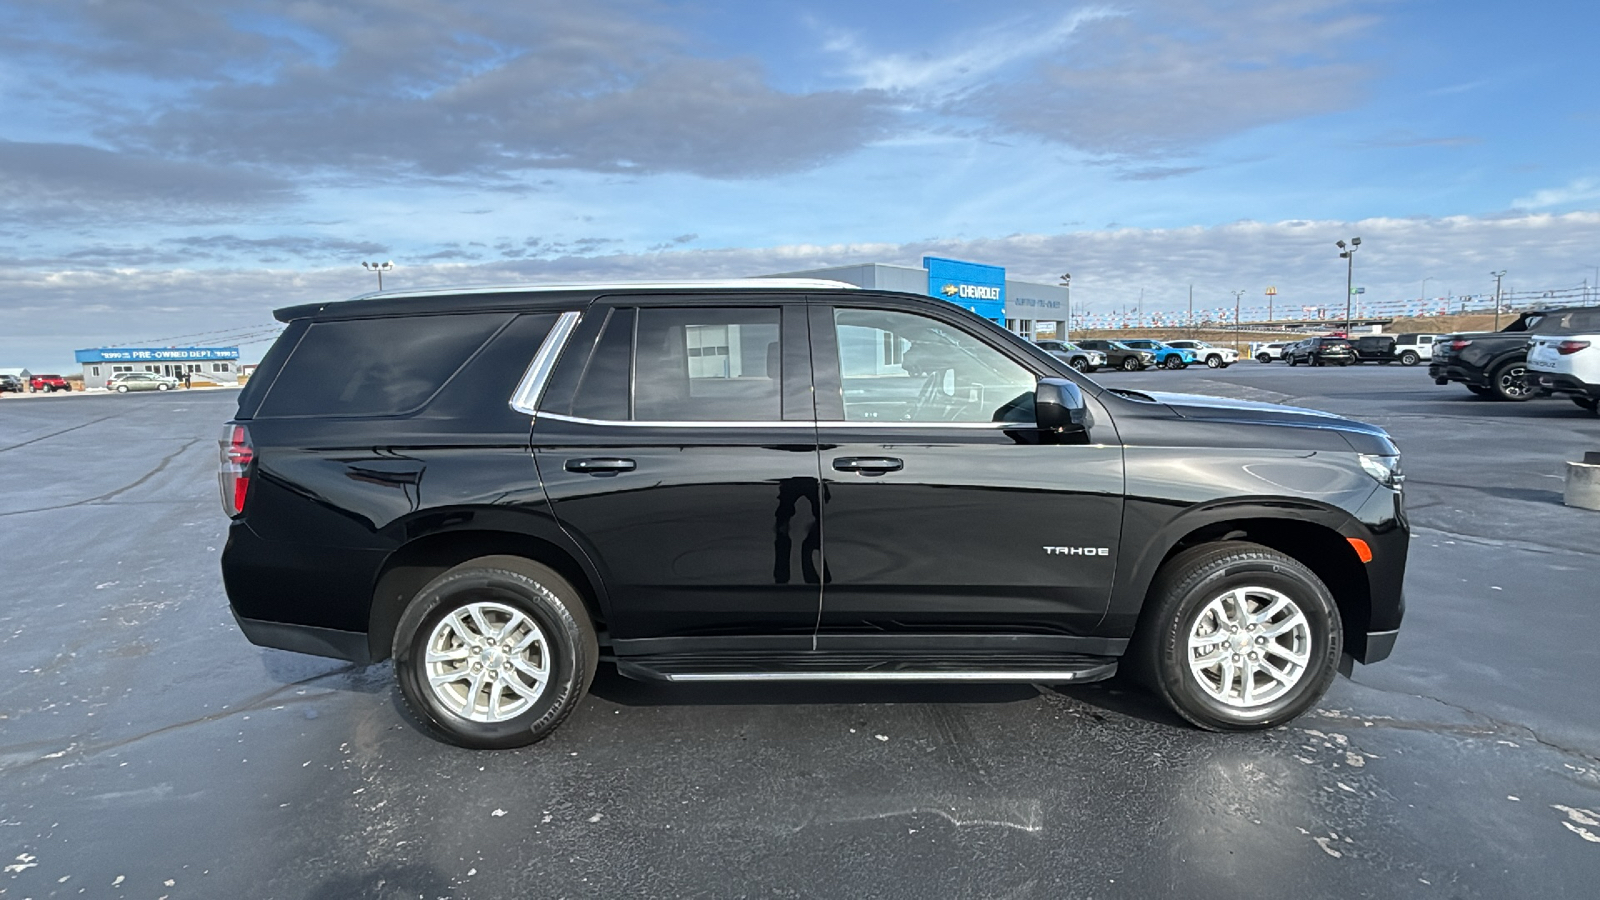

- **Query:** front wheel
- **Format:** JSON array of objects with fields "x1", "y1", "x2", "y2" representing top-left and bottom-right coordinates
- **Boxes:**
[
  {"x1": 1121, "y1": 357, "x2": 1141, "y2": 372},
  {"x1": 1491, "y1": 361, "x2": 1533, "y2": 401},
  {"x1": 393, "y1": 556, "x2": 598, "y2": 749},
  {"x1": 1070, "y1": 357, "x2": 1089, "y2": 373},
  {"x1": 1287, "y1": 355, "x2": 1298, "y2": 366},
  {"x1": 157, "y1": 383, "x2": 171, "y2": 391},
  {"x1": 1399, "y1": 351, "x2": 1420, "y2": 366},
  {"x1": 1206, "y1": 356, "x2": 1222, "y2": 369},
  {"x1": 1163, "y1": 356, "x2": 1184, "y2": 370},
  {"x1": 1128, "y1": 542, "x2": 1342, "y2": 731}
]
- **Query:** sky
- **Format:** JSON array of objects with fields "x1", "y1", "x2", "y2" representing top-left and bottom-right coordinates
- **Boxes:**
[{"x1": 3, "y1": 0, "x2": 1600, "y2": 369}]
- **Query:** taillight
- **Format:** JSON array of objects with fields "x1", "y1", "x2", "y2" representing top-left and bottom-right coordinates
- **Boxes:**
[
  {"x1": 1557, "y1": 340, "x2": 1592, "y2": 355},
  {"x1": 1450, "y1": 339, "x2": 1472, "y2": 350},
  {"x1": 218, "y1": 423, "x2": 254, "y2": 517}
]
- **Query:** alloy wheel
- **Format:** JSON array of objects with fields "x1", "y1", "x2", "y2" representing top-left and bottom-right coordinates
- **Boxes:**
[
  {"x1": 1186, "y1": 586, "x2": 1311, "y2": 709},
  {"x1": 424, "y1": 601, "x2": 551, "y2": 723}
]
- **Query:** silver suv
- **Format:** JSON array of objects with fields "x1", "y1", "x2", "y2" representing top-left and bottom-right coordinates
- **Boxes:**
[{"x1": 108, "y1": 372, "x2": 178, "y2": 393}]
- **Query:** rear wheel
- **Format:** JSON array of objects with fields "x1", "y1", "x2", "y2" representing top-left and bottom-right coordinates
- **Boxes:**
[
  {"x1": 1574, "y1": 397, "x2": 1599, "y2": 414},
  {"x1": 393, "y1": 556, "x2": 598, "y2": 749},
  {"x1": 1256, "y1": 354, "x2": 1271, "y2": 363},
  {"x1": 115, "y1": 384, "x2": 129, "y2": 393},
  {"x1": 1491, "y1": 361, "x2": 1533, "y2": 401},
  {"x1": 1467, "y1": 385, "x2": 1493, "y2": 397},
  {"x1": 1129, "y1": 542, "x2": 1342, "y2": 731}
]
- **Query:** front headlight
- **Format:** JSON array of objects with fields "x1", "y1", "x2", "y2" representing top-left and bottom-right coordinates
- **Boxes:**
[{"x1": 1358, "y1": 454, "x2": 1404, "y2": 488}]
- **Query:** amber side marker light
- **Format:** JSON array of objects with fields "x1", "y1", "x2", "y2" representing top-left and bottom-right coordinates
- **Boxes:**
[{"x1": 1347, "y1": 538, "x2": 1373, "y2": 563}]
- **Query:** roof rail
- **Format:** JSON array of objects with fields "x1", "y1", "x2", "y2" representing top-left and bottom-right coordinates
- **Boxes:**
[{"x1": 343, "y1": 278, "x2": 859, "y2": 303}]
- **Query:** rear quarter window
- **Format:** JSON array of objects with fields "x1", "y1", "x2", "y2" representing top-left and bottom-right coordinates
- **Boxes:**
[{"x1": 257, "y1": 313, "x2": 513, "y2": 417}]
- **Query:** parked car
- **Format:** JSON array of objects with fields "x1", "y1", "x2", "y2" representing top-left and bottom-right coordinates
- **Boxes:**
[
  {"x1": 1392, "y1": 333, "x2": 1439, "y2": 367},
  {"x1": 29, "y1": 374, "x2": 71, "y2": 393},
  {"x1": 1164, "y1": 340, "x2": 1238, "y2": 369},
  {"x1": 1429, "y1": 308, "x2": 1600, "y2": 401},
  {"x1": 221, "y1": 279, "x2": 1407, "y2": 749},
  {"x1": 0, "y1": 374, "x2": 23, "y2": 393},
  {"x1": 1118, "y1": 339, "x2": 1198, "y2": 370},
  {"x1": 1073, "y1": 339, "x2": 1156, "y2": 371},
  {"x1": 1034, "y1": 339, "x2": 1107, "y2": 373},
  {"x1": 1286, "y1": 337, "x2": 1355, "y2": 367},
  {"x1": 1350, "y1": 335, "x2": 1398, "y2": 364},
  {"x1": 1526, "y1": 324, "x2": 1600, "y2": 415},
  {"x1": 1250, "y1": 341, "x2": 1290, "y2": 363},
  {"x1": 108, "y1": 371, "x2": 178, "y2": 392}
]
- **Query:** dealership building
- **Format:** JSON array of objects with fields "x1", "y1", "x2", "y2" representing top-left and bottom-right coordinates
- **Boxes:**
[
  {"x1": 74, "y1": 346, "x2": 241, "y2": 390},
  {"x1": 770, "y1": 256, "x2": 1069, "y2": 339}
]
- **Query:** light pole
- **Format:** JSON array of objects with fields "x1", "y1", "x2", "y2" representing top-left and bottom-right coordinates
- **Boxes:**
[
  {"x1": 1058, "y1": 273, "x2": 1071, "y2": 340},
  {"x1": 1232, "y1": 289, "x2": 1245, "y2": 351},
  {"x1": 1337, "y1": 237, "x2": 1361, "y2": 335},
  {"x1": 1491, "y1": 270, "x2": 1506, "y2": 330},
  {"x1": 363, "y1": 260, "x2": 394, "y2": 291},
  {"x1": 1584, "y1": 265, "x2": 1599, "y2": 306},
  {"x1": 1420, "y1": 276, "x2": 1433, "y2": 311}
]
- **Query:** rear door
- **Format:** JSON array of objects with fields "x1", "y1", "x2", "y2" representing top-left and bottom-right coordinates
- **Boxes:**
[
  {"x1": 533, "y1": 297, "x2": 822, "y2": 648},
  {"x1": 810, "y1": 300, "x2": 1124, "y2": 640}
]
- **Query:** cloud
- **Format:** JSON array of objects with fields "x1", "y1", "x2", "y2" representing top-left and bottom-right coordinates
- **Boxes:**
[
  {"x1": 10, "y1": 0, "x2": 891, "y2": 181},
  {"x1": 1513, "y1": 177, "x2": 1600, "y2": 210},
  {"x1": 8, "y1": 211, "x2": 1600, "y2": 369},
  {"x1": 0, "y1": 140, "x2": 296, "y2": 220}
]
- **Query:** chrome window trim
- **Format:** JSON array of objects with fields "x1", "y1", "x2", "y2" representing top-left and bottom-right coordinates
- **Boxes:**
[
  {"x1": 533, "y1": 411, "x2": 1024, "y2": 430},
  {"x1": 508, "y1": 310, "x2": 583, "y2": 415}
]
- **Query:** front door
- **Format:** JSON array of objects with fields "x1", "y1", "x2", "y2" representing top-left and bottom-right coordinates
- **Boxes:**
[
  {"x1": 534, "y1": 300, "x2": 822, "y2": 647},
  {"x1": 811, "y1": 302, "x2": 1124, "y2": 640}
]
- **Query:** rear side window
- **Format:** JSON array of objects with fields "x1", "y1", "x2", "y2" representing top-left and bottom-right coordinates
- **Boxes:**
[
  {"x1": 634, "y1": 307, "x2": 782, "y2": 421},
  {"x1": 257, "y1": 313, "x2": 511, "y2": 417}
]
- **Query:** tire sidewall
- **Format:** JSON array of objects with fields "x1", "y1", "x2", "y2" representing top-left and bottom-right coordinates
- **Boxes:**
[
  {"x1": 1493, "y1": 361, "x2": 1532, "y2": 401},
  {"x1": 1153, "y1": 557, "x2": 1342, "y2": 730},
  {"x1": 393, "y1": 565, "x2": 587, "y2": 749}
]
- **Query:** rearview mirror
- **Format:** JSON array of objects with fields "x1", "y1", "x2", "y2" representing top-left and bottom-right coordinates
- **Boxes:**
[{"x1": 1035, "y1": 378, "x2": 1087, "y2": 435}]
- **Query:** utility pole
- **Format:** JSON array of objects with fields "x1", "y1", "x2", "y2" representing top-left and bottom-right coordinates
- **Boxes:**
[
  {"x1": 1059, "y1": 273, "x2": 1072, "y2": 341},
  {"x1": 1337, "y1": 237, "x2": 1361, "y2": 335},
  {"x1": 1188, "y1": 284, "x2": 1194, "y2": 338},
  {"x1": 1491, "y1": 270, "x2": 1506, "y2": 330}
]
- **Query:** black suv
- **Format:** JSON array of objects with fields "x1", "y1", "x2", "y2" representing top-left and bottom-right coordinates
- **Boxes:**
[
  {"x1": 221, "y1": 281, "x2": 1407, "y2": 748},
  {"x1": 1350, "y1": 335, "x2": 1397, "y2": 364},
  {"x1": 1286, "y1": 337, "x2": 1355, "y2": 366}
]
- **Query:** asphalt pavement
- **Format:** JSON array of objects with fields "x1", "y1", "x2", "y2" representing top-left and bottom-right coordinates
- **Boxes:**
[{"x1": 1, "y1": 367, "x2": 1598, "y2": 899}]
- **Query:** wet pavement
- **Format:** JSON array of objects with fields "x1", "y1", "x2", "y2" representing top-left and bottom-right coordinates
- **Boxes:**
[{"x1": 1, "y1": 367, "x2": 1598, "y2": 899}]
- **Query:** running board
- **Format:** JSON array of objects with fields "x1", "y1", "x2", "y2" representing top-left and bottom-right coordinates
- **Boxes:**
[{"x1": 615, "y1": 651, "x2": 1118, "y2": 684}]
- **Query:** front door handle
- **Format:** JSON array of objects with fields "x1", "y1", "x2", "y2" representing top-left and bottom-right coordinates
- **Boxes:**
[
  {"x1": 832, "y1": 456, "x2": 903, "y2": 474},
  {"x1": 565, "y1": 458, "x2": 636, "y2": 473}
]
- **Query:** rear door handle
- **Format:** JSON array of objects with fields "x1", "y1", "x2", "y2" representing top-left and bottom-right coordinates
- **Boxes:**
[
  {"x1": 832, "y1": 456, "x2": 903, "y2": 474},
  {"x1": 565, "y1": 458, "x2": 636, "y2": 473}
]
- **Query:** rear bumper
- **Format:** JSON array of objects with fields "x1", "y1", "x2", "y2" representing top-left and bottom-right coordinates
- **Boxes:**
[
  {"x1": 232, "y1": 612, "x2": 373, "y2": 664},
  {"x1": 1527, "y1": 370, "x2": 1600, "y2": 400},
  {"x1": 1428, "y1": 362, "x2": 1485, "y2": 386}
]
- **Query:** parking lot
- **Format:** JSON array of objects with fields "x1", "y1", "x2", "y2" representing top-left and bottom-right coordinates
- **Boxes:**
[{"x1": 2, "y1": 364, "x2": 1598, "y2": 899}]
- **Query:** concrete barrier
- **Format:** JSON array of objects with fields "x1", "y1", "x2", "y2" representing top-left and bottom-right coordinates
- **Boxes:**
[{"x1": 1566, "y1": 451, "x2": 1600, "y2": 511}]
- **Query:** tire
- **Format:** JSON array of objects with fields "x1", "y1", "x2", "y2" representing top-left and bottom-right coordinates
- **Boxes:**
[
  {"x1": 1287, "y1": 355, "x2": 1298, "y2": 367},
  {"x1": 1256, "y1": 354, "x2": 1271, "y2": 364},
  {"x1": 1163, "y1": 356, "x2": 1184, "y2": 370},
  {"x1": 1121, "y1": 356, "x2": 1141, "y2": 372},
  {"x1": 157, "y1": 383, "x2": 170, "y2": 391},
  {"x1": 1572, "y1": 397, "x2": 1599, "y2": 415},
  {"x1": 393, "y1": 555, "x2": 598, "y2": 749},
  {"x1": 1070, "y1": 357, "x2": 1089, "y2": 373},
  {"x1": 1219, "y1": 362, "x2": 1231, "y2": 369},
  {"x1": 1127, "y1": 541, "x2": 1342, "y2": 731},
  {"x1": 1206, "y1": 356, "x2": 1222, "y2": 369},
  {"x1": 1491, "y1": 361, "x2": 1533, "y2": 402},
  {"x1": 116, "y1": 385, "x2": 128, "y2": 393},
  {"x1": 1399, "y1": 351, "x2": 1420, "y2": 366},
  {"x1": 1312, "y1": 356, "x2": 1324, "y2": 367}
]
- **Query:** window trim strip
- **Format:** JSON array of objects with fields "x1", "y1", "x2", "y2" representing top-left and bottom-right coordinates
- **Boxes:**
[
  {"x1": 509, "y1": 310, "x2": 583, "y2": 415},
  {"x1": 533, "y1": 411, "x2": 1025, "y2": 430}
]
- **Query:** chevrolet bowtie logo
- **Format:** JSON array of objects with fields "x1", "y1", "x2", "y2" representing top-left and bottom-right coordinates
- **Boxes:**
[{"x1": 941, "y1": 284, "x2": 959, "y2": 297}]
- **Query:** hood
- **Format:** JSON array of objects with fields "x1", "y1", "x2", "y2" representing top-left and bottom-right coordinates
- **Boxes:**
[{"x1": 1137, "y1": 390, "x2": 1391, "y2": 439}]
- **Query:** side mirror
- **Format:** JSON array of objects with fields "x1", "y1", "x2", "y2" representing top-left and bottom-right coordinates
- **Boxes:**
[{"x1": 1035, "y1": 378, "x2": 1087, "y2": 434}]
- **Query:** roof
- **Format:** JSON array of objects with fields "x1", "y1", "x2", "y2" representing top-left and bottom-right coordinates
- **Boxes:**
[{"x1": 273, "y1": 278, "x2": 863, "y2": 323}]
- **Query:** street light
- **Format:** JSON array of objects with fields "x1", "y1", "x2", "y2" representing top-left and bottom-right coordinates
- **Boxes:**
[
  {"x1": 1490, "y1": 269, "x2": 1506, "y2": 330},
  {"x1": 1059, "y1": 273, "x2": 1071, "y2": 340},
  {"x1": 363, "y1": 260, "x2": 394, "y2": 291},
  {"x1": 1583, "y1": 265, "x2": 1599, "y2": 306},
  {"x1": 1420, "y1": 276, "x2": 1433, "y2": 308},
  {"x1": 1232, "y1": 289, "x2": 1245, "y2": 351},
  {"x1": 1336, "y1": 237, "x2": 1361, "y2": 335}
]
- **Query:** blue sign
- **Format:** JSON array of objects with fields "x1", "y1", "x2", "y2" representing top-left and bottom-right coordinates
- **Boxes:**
[
  {"x1": 75, "y1": 347, "x2": 240, "y2": 363},
  {"x1": 924, "y1": 256, "x2": 1005, "y2": 323}
]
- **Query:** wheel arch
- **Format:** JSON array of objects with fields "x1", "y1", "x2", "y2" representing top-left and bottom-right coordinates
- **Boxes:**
[
  {"x1": 367, "y1": 526, "x2": 605, "y2": 663},
  {"x1": 1109, "y1": 505, "x2": 1372, "y2": 659}
]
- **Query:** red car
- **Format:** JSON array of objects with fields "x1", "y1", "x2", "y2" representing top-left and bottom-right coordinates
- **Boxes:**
[{"x1": 30, "y1": 374, "x2": 71, "y2": 393}]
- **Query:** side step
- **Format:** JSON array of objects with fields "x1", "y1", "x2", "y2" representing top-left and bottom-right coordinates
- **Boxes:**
[{"x1": 615, "y1": 651, "x2": 1118, "y2": 684}]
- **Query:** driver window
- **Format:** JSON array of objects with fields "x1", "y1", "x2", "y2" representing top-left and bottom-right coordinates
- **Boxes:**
[{"x1": 833, "y1": 308, "x2": 1037, "y2": 423}]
